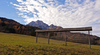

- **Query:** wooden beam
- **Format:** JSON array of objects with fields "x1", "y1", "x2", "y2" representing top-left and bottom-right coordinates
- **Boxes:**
[
  {"x1": 63, "y1": 32, "x2": 67, "y2": 46},
  {"x1": 54, "y1": 32, "x2": 55, "y2": 38},
  {"x1": 36, "y1": 32, "x2": 38, "y2": 43},
  {"x1": 35, "y1": 27, "x2": 92, "y2": 32},
  {"x1": 65, "y1": 36, "x2": 67, "y2": 46},
  {"x1": 48, "y1": 32, "x2": 50, "y2": 44},
  {"x1": 88, "y1": 31, "x2": 91, "y2": 49}
]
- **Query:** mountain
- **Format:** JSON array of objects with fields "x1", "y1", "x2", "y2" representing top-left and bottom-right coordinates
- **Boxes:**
[
  {"x1": 28, "y1": 20, "x2": 49, "y2": 29},
  {"x1": 28, "y1": 20, "x2": 63, "y2": 29},
  {"x1": 47, "y1": 24, "x2": 62, "y2": 30},
  {"x1": 0, "y1": 17, "x2": 40, "y2": 36}
]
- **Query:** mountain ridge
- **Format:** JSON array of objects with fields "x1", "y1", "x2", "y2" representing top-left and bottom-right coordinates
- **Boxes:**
[{"x1": 28, "y1": 20, "x2": 63, "y2": 30}]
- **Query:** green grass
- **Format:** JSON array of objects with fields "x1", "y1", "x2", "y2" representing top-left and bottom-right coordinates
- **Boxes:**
[{"x1": 0, "y1": 32, "x2": 100, "y2": 55}]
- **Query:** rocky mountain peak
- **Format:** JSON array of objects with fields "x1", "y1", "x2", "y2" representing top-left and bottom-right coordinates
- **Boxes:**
[
  {"x1": 27, "y1": 20, "x2": 62, "y2": 30},
  {"x1": 28, "y1": 20, "x2": 49, "y2": 29},
  {"x1": 50, "y1": 24, "x2": 55, "y2": 27}
]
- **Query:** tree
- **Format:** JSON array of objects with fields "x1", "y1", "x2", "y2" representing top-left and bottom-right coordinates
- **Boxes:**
[
  {"x1": 4, "y1": 21, "x2": 9, "y2": 24},
  {"x1": 5, "y1": 27, "x2": 16, "y2": 33},
  {"x1": 1, "y1": 21, "x2": 6, "y2": 26},
  {"x1": 0, "y1": 19, "x2": 2, "y2": 23}
]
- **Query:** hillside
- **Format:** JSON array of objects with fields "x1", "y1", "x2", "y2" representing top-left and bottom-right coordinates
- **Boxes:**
[
  {"x1": 0, "y1": 17, "x2": 40, "y2": 36},
  {"x1": 0, "y1": 32, "x2": 100, "y2": 55},
  {"x1": 28, "y1": 20, "x2": 62, "y2": 29}
]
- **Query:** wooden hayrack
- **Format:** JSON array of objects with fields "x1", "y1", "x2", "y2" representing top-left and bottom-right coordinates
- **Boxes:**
[{"x1": 35, "y1": 27, "x2": 92, "y2": 49}]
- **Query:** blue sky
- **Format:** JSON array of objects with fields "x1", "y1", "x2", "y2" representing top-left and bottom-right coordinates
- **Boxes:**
[
  {"x1": 0, "y1": 0, "x2": 100, "y2": 37},
  {"x1": 0, "y1": 0, "x2": 25, "y2": 24}
]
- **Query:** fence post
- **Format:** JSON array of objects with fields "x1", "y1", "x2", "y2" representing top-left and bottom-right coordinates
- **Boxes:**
[
  {"x1": 88, "y1": 31, "x2": 91, "y2": 49},
  {"x1": 36, "y1": 32, "x2": 38, "y2": 43},
  {"x1": 65, "y1": 36, "x2": 67, "y2": 46},
  {"x1": 63, "y1": 32, "x2": 67, "y2": 46},
  {"x1": 48, "y1": 32, "x2": 50, "y2": 44}
]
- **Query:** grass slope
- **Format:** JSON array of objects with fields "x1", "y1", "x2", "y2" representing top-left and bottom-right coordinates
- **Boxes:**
[{"x1": 0, "y1": 32, "x2": 100, "y2": 55}]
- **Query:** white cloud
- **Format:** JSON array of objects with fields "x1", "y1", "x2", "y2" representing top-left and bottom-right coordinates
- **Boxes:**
[
  {"x1": 95, "y1": 0, "x2": 100, "y2": 10},
  {"x1": 17, "y1": 0, "x2": 23, "y2": 2},
  {"x1": 47, "y1": 0, "x2": 53, "y2": 2},
  {"x1": 11, "y1": 0, "x2": 100, "y2": 37}
]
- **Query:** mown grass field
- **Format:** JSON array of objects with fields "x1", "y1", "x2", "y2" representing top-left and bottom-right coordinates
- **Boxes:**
[{"x1": 0, "y1": 32, "x2": 100, "y2": 55}]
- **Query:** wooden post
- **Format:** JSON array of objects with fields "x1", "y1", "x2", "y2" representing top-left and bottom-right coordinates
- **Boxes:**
[
  {"x1": 65, "y1": 36, "x2": 67, "y2": 46},
  {"x1": 88, "y1": 31, "x2": 91, "y2": 49},
  {"x1": 54, "y1": 32, "x2": 55, "y2": 38},
  {"x1": 63, "y1": 32, "x2": 67, "y2": 46},
  {"x1": 48, "y1": 32, "x2": 50, "y2": 44},
  {"x1": 36, "y1": 32, "x2": 38, "y2": 43}
]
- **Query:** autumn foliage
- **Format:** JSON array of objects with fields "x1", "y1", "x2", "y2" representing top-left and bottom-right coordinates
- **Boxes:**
[{"x1": 0, "y1": 17, "x2": 40, "y2": 36}]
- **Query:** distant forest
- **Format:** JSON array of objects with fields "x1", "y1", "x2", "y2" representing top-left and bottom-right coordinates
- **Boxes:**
[{"x1": 0, "y1": 17, "x2": 40, "y2": 36}]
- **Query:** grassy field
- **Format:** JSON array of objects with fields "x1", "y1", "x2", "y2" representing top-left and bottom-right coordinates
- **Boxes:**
[{"x1": 0, "y1": 32, "x2": 100, "y2": 55}]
